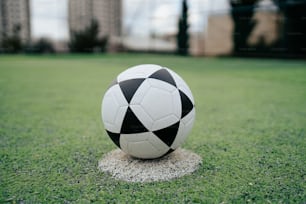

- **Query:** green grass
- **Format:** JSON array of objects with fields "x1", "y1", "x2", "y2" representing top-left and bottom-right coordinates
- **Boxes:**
[{"x1": 0, "y1": 54, "x2": 305, "y2": 203}]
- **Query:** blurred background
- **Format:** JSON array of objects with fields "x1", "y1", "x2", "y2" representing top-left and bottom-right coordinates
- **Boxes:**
[{"x1": 0, "y1": 0, "x2": 305, "y2": 58}]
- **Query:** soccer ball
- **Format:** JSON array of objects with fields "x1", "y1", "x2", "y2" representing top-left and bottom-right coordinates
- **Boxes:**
[{"x1": 101, "y1": 64, "x2": 195, "y2": 159}]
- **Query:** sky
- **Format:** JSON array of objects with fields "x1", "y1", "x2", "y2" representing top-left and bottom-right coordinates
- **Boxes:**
[
  {"x1": 31, "y1": 0, "x2": 68, "y2": 40},
  {"x1": 31, "y1": 0, "x2": 231, "y2": 40}
]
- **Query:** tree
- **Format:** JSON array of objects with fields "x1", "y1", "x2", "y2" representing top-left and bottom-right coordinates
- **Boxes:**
[
  {"x1": 69, "y1": 19, "x2": 108, "y2": 53},
  {"x1": 1, "y1": 24, "x2": 23, "y2": 53},
  {"x1": 27, "y1": 38, "x2": 55, "y2": 53},
  {"x1": 272, "y1": 0, "x2": 306, "y2": 57},
  {"x1": 177, "y1": 0, "x2": 189, "y2": 55},
  {"x1": 230, "y1": 0, "x2": 257, "y2": 55}
]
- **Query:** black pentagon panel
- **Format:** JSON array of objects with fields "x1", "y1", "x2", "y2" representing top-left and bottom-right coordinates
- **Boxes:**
[
  {"x1": 106, "y1": 130, "x2": 121, "y2": 148},
  {"x1": 162, "y1": 148, "x2": 175, "y2": 157},
  {"x1": 121, "y1": 107, "x2": 148, "y2": 134},
  {"x1": 119, "y1": 78, "x2": 145, "y2": 103},
  {"x1": 179, "y1": 90, "x2": 194, "y2": 118},
  {"x1": 153, "y1": 121, "x2": 180, "y2": 147},
  {"x1": 108, "y1": 78, "x2": 118, "y2": 88},
  {"x1": 149, "y1": 68, "x2": 176, "y2": 87}
]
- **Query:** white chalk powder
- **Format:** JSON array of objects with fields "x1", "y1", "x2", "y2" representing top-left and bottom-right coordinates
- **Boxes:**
[{"x1": 98, "y1": 148, "x2": 202, "y2": 183}]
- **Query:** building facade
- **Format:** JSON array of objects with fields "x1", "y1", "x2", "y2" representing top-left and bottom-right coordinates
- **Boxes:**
[
  {"x1": 190, "y1": 1, "x2": 281, "y2": 56},
  {"x1": 190, "y1": 14, "x2": 234, "y2": 56},
  {"x1": 0, "y1": 0, "x2": 31, "y2": 43},
  {"x1": 68, "y1": 0, "x2": 121, "y2": 41}
]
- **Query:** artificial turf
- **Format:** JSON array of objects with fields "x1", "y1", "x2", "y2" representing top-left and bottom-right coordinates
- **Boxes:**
[{"x1": 0, "y1": 54, "x2": 305, "y2": 203}]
